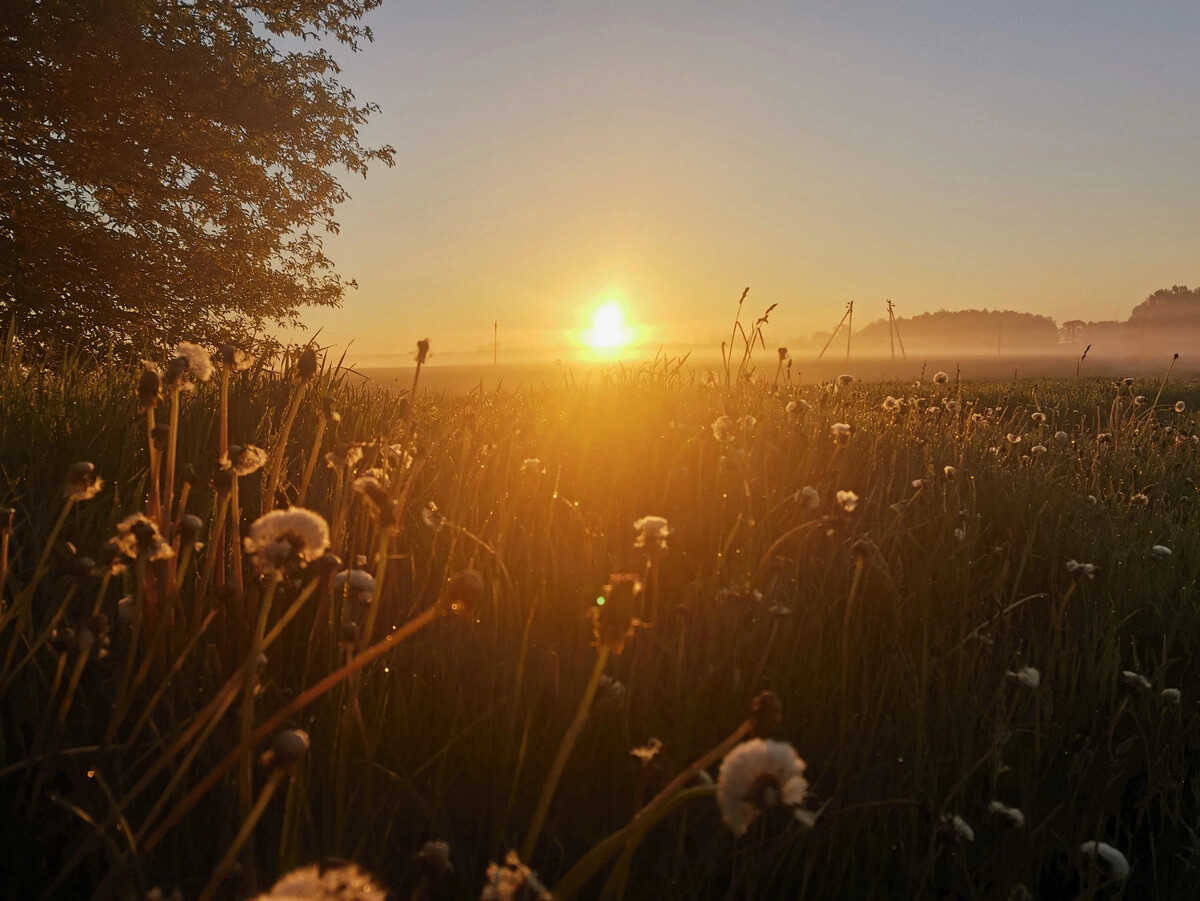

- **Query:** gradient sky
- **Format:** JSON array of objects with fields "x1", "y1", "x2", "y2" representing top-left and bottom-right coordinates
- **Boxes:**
[{"x1": 298, "y1": 1, "x2": 1200, "y2": 363}]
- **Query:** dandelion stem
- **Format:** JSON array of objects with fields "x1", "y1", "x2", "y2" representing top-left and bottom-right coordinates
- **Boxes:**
[
  {"x1": 296, "y1": 414, "x2": 328, "y2": 507},
  {"x1": 141, "y1": 601, "x2": 442, "y2": 855},
  {"x1": 197, "y1": 768, "x2": 287, "y2": 901},
  {"x1": 164, "y1": 387, "x2": 181, "y2": 527},
  {"x1": 521, "y1": 646, "x2": 612, "y2": 862},
  {"x1": 263, "y1": 379, "x2": 306, "y2": 514}
]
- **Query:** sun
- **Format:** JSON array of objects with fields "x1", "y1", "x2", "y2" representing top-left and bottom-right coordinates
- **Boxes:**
[{"x1": 583, "y1": 301, "x2": 634, "y2": 353}]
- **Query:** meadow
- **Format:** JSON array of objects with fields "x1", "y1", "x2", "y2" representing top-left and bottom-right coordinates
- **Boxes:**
[{"x1": 2, "y1": 325, "x2": 1199, "y2": 900}]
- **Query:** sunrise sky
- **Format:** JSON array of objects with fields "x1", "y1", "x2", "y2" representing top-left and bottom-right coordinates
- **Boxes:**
[{"x1": 299, "y1": 2, "x2": 1200, "y2": 364}]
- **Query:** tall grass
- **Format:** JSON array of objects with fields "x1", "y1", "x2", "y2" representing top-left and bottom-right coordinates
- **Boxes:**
[{"x1": 2, "y1": 329, "x2": 1200, "y2": 900}]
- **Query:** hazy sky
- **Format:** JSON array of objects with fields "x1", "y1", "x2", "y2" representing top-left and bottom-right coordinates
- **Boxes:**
[{"x1": 299, "y1": 1, "x2": 1200, "y2": 363}]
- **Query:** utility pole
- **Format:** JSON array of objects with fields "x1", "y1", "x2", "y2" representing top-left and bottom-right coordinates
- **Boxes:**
[
  {"x1": 494, "y1": 321, "x2": 498, "y2": 366},
  {"x1": 886, "y1": 299, "x2": 908, "y2": 361},
  {"x1": 816, "y1": 302, "x2": 854, "y2": 362},
  {"x1": 846, "y1": 300, "x2": 853, "y2": 361},
  {"x1": 886, "y1": 300, "x2": 895, "y2": 360}
]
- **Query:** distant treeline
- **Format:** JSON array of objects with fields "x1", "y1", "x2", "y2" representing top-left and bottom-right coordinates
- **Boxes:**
[{"x1": 789, "y1": 286, "x2": 1200, "y2": 356}]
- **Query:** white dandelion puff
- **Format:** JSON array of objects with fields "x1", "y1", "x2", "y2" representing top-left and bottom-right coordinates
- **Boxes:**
[
  {"x1": 333, "y1": 569, "x2": 375, "y2": 604},
  {"x1": 1006, "y1": 666, "x2": 1041, "y2": 690},
  {"x1": 1079, "y1": 841, "x2": 1130, "y2": 881},
  {"x1": 712, "y1": 415, "x2": 735, "y2": 442},
  {"x1": 836, "y1": 490, "x2": 859, "y2": 513},
  {"x1": 837, "y1": 373, "x2": 854, "y2": 387},
  {"x1": 882, "y1": 395, "x2": 900, "y2": 411},
  {"x1": 1031, "y1": 412, "x2": 1046, "y2": 423},
  {"x1": 1174, "y1": 400, "x2": 1186, "y2": 413},
  {"x1": 630, "y1": 737, "x2": 664, "y2": 764},
  {"x1": 941, "y1": 813, "x2": 974, "y2": 842},
  {"x1": 480, "y1": 851, "x2": 552, "y2": 901},
  {"x1": 716, "y1": 738, "x2": 810, "y2": 836},
  {"x1": 1030, "y1": 445, "x2": 1047, "y2": 455},
  {"x1": 228, "y1": 444, "x2": 268, "y2": 476},
  {"x1": 520, "y1": 458, "x2": 541, "y2": 474},
  {"x1": 243, "y1": 508, "x2": 330, "y2": 571},
  {"x1": 1054, "y1": 430, "x2": 1069, "y2": 440},
  {"x1": 1122, "y1": 670, "x2": 1151, "y2": 692},
  {"x1": 174, "y1": 342, "x2": 214, "y2": 382},
  {"x1": 1162, "y1": 688, "x2": 1181, "y2": 704},
  {"x1": 256, "y1": 862, "x2": 386, "y2": 900},
  {"x1": 988, "y1": 801, "x2": 1025, "y2": 828},
  {"x1": 1065, "y1": 559, "x2": 1097, "y2": 579},
  {"x1": 1151, "y1": 544, "x2": 1172, "y2": 558},
  {"x1": 633, "y1": 515, "x2": 672, "y2": 552},
  {"x1": 64, "y1": 461, "x2": 103, "y2": 502},
  {"x1": 933, "y1": 371, "x2": 949, "y2": 385},
  {"x1": 799, "y1": 485, "x2": 820, "y2": 510}
]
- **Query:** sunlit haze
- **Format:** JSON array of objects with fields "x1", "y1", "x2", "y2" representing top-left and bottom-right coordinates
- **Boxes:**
[{"x1": 297, "y1": 2, "x2": 1200, "y2": 365}]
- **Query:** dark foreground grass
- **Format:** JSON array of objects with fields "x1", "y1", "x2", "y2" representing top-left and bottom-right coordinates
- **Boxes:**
[{"x1": 2, "y1": 338, "x2": 1200, "y2": 900}]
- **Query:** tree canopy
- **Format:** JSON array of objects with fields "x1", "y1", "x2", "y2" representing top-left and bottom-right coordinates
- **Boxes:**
[{"x1": 0, "y1": 0, "x2": 393, "y2": 354}]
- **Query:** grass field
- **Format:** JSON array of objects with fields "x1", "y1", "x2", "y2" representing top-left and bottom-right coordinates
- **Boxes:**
[{"x1": 3, "y1": 332, "x2": 1199, "y2": 900}]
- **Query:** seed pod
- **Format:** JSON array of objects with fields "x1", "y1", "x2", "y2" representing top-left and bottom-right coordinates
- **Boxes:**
[
  {"x1": 211, "y1": 468, "x2": 234, "y2": 493},
  {"x1": 163, "y1": 356, "x2": 188, "y2": 390},
  {"x1": 263, "y1": 728, "x2": 310, "y2": 769},
  {"x1": 180, "y1": 462, "x2": 199, "y2": 485},
  {"x1": 297, "y1": 346, "x2": 318, "y2": 382},
  {"x1": 749, "y1": 690, "x2": 783, "y2": 738},
  {"x1": 441, "y1": 569, "x2": 484, "y2": 616},
  {"x1": 416, "y1": 338, "x2": 431, "y2": 365},
  {"x1": 138, "y1": 367, "x2": 161, "y2": 409},
  {"x1": 180, "y1": 514, "x2": 203, "y2": 544}
]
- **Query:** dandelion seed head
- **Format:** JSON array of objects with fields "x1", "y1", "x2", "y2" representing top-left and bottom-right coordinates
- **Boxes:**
[
  {"x1": 941, "y1": 813, "x2": 975, "y2": 842},
  {"x1": 228, "y1": 444, "x2": 268, "y2": 476},
  {"x1": 800, "y1": 485, "x2": 820, "y2": 510},
  {"x1": 882, "y1": 395, "x2": 900, "y2": 411},
  {"x1": 712, "y1": 415, "x2": 735, "y2": 442},
  {"x1": 633, "y1": 515, "x2": 672, "y2": 552},
  {"x1": 988, "y1": 801, "x2": 1025, "y2": 828},
  {"x1": 1080, "y1": 841, "x2": 1130, "y2": 881},
  {"x1": 480, "y1": 851, "x2": 551, "y2": 901},
  {"x1": 1122, "y1": 670, "x2": 1152, "y2": 692},
  {"x1": 716, "y1": 738, "x2": 810, "y2": 836},
  {"x1": 244, "y1": 508, "x2": 330, "y2": 571},
  {"x1": 256, "y1": 861, "x2": 386, "y2": 900},
  {"x1": 333, "y1": 569, "x2": 375, "y2": 604},
  {"x1": 1162, "y1": 688, "x2": 1181, "y2": 704},
  {"x1": 115, "y1": 513, "x2": 174, "y2": 561},
  {"x1": 174, "y1": 342, "x2": 214, "y2": 382},
  {"x1": 836, "y1": 489, "x2": 859, "y2": 513},
  {"x1": 1031, "y1": 411, "x2": 1046, "y2": 422},
  {"x1": 1175, "y1": 400, "x2": 1186, "y2": 413},
  {"x1": 65, "y1": 461, "x2": 103, "y2": 501},
  {"x1": 1006, "y1": 666, "x2": 1041, "y2": 690},
  {"x1": 1151, "y1": 544, "x2": 1172, "y2": 558}
]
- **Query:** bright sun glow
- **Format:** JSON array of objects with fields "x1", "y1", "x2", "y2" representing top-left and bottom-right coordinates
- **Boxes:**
[{"x1": 583, "y1": 301, "x2": 634, "y2": 352}]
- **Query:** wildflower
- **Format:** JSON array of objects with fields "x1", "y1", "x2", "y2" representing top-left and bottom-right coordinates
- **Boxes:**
[
  {"x1": 943, "y1": 465, "x2": 956, "y2": 479},
  {"x1": 64, "y1": 461, "x2": 103, "y2": 501},
  {"x1": 716, "y1": 738, "x2": 811, "y2": 836},
  {"x1": 836, "y1": 490, "x2": 859, "y2": 513},
  {"x1": 115, "y1": 513, "x2": 174, "y2": 561},
  {"x1": 1175, "y1": 400, "x2": 1186, "y2": 413},
  {"x1": 1006, "y1": 666, "x2": 1041, "y2": 690},
  {"x1": 1162, "y1": 688, "x2": 1181, "y2": 704},
  {"x1": 837, "y1": 374, "x2": 854, "y2": 387},
  {"x1": 243, "y1": 508, "x2": 330, "y2": 571},
  {"x1": 633, "y1": 515, "x2": 672, "y2": 552},
  {"x1": 941, "y1": 814, "x2": 975, "y2": 842},
  {"x1": 988, "y1": 801, "x2": 1025, "y2": 828},
  {"x1": 174, "y1": 342, "x2": 214, "y2": 382},
  {"x1": 1122, "y1": 670, "x2": 1151, "y2": 692},
  {"x1": 1065, "y1": 559, "x2": 1097, "y2": 579},
  {"x1": 1134, "y1": 395, "x2": 1146, "y2": 406},
  {"x1": 1031, "y1": 411, "x2": 1046, "y2": 423},
  {"x1": 786, "y1": 398, "x2": 812, "y2": 415},
  {"x1": 227, "y1": 444, "x2": 268, "y2": 476},
  {"x1": 480, "y1": 851, "x2": 552, "y2": 901},
  {"x1": 258, "y1": 862, "x2": 386, "y2": 900},
  {"x1": 520, "y1": 458, "x2": 541, "y2": 474},
  {"x1": 777, "y1": 347, "x2": 788, "y2": 360},
  {"x1": 712, "y1": 415, "x2": 735, "y2": 442},
  {"x1": 943, "y1": 398, "x2": 959, "y2": 414},
  {"x1": 322, "y1": 395, "x2": 342, "y2": 422},
  {"x1": 219, "y1": 344, "x2": 255, "y2": 371},
  {"x1": 416, "y1": 338, "x2": 431, "y2": 364},
  {"x1": 1131, "y1": 492, "x2": 1149, "y2": 506},
  {"x1": 1030, "y1": 445, "x2": 1047, "y2": 455},
  {"x1": 1097, "y1": 432, "x2": 1112, "y2": 443},
  {"x1": 1054, "y1": 430, "x2": 1069, "y2": 440},
  {"x1": 799, "y1": 485, "x2": 820, "y2": 510},
  {"x1": 333, "y1": 570, "x2": 375, "y2": 605},
  {"x1": 1079, "y1": 841, "x2": 1130, "y2": 881},
  {"x1": 631, "y1": 737, "x2": 663, "y2": 764},
  {"x1": 882, "y1": 395, "x2": 900, "y2": 411},
  {"x1": 386, "y1": 444, "x2": 415, "y2": 471},
  {"x1": 325, "y1": 443, "x2": 363, "y2": 470},
  {"x1": 1151, "y1": 544, "x2": 1172, "y2": 558},
  {"x1": 830, "y1": 422, "x2": 853, "y2": 444},
  {"x1": 933, "y1": 371, "x2": 949, "y2": 384}
]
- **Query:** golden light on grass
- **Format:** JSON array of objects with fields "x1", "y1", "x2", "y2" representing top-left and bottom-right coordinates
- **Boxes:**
[{"x1": 581, "y1": 298, "x2": 635, "y2": 356}]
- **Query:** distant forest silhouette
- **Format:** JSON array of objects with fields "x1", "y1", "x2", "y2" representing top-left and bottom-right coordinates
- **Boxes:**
[{"x1": 790, "y1": 286, "x2": 1200, "y2": 356}]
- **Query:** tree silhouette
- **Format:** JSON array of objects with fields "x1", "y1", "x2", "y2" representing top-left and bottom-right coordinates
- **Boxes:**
[{"x1": 0, "y1": 0, "x2": 393, "y2": 355}]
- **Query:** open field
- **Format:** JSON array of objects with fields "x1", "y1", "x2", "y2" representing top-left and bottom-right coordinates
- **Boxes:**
[
  {"x1": 360, "y1": 352, "x2": 1200, "y2": 396},
  {"x1": 4, "y1": 342, "x2": 1200, "y2": 900}
]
